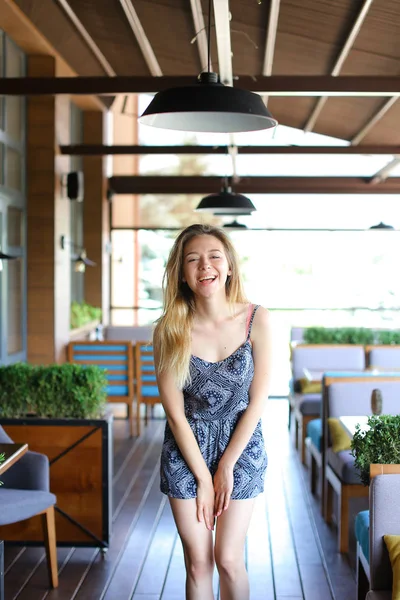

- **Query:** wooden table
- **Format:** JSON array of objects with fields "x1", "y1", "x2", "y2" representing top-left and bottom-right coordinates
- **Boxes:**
[
  {"x1": 339, "y1": 416, "x2": 369, "y2": 438},
  {"x1": 0, "y1": 443, "x2": 28, "y2": 475},
  {"x1": 0, "y1": 443, "x2": 28, "y2": 600}
]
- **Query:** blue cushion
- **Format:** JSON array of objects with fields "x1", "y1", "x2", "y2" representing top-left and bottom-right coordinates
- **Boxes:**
[
  {"x1": 106, "y1": 385, "x2": 129, "y2": 396},
  {"x1": 0, "y1": 490, "x2": 56, "y2": 525},
  {"x1": 307, "y1": 418, "x2": 322, "y2": 450},
  {"x1": 355, "y1": 510, "x2": 370, "y2": 562},
  {"x1": 141, "y1": 386, "x2": 159, "y2": 397}
]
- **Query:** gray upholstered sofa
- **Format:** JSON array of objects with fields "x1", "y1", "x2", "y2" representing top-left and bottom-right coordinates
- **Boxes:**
[{"x1": 365, "y1": 473, "x2": 400, "y2": 600}]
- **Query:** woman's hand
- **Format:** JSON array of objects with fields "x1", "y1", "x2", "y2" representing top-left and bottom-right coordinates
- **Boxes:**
[
  {"x1": 196, "y1": 477, "x2": 216, "y2": 531},
  {"x1": 213, "y1": 464, "x2": 234, "y2": 517}
]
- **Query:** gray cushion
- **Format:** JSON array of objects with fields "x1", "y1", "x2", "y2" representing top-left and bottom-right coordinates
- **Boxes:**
[
  {"x1": 366, "y1": 593, "x2": 391, "y2": 600},
  {"x1": 291, "y1": 393, "x2": 321, "y2": 415},
  {"x1": 327, "y1": 448, "x2": 362, "y2": 484},
  {"x1": 0, "y1": 489, "x2": 56, "y2": 525},
  {"x1": 291, "y1": 345, "x2": 365, "y2": 380},
  {"x1": 328, "y1": 380, "x2": 400, "y2": 418}
]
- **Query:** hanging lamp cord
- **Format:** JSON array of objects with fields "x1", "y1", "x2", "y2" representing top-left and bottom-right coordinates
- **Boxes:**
[{"x1": 207, "y1": 0, "x2": 212, "y2": 73}]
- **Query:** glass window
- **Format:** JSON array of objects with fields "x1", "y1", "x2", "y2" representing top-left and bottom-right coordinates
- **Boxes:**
[
  {"x1": 5, "y1": 147, "x2": 22, "y2": 191},
  {"x1": 5, "y1": 96, "x2": 23, "y2": 143},
  {"x1": 7, "y1": 206, "x2": 23, "y2": 247},
  {"x1": 7, "y1": 256, "x2": 23, "y2": 355},
  {"x1": 0, "y1": 31, "x2": 4, "y2": 132},
  {"x1": 0, "y1": 143, "x2": 3, "y2": 185},
  {"x1": 111, "y1": 230, "x2": 135, "y2": 308}
]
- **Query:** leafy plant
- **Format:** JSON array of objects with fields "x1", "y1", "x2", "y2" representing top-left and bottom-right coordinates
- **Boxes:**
[
  {"x1": 376, "y1": 330, "x2": 400, "y2": 345},
  {"x1": 304, "y1": 327, "x2": 375, "y2": 345},
  {"x1": 0, "y1": 363, "x2": 107, "y2": 419},
  {"x1": 351, "y1": 414, "x2": 400, "y2": 486},
  {"x1": 70, "y1": 301, "x2": 102, "y2": 330}
]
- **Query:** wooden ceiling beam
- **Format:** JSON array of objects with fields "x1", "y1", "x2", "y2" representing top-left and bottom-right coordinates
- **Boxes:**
[
  {"x1": 60, "y1": 144, "x2": 400, "y2": 156},
  {"x1": 369, "y1": 156, "x2": 400, "y2": 184},
  {"x1": 304, "y1": 0, "x2": 374, "y2": 133},
  {"x1": 213, "y1": 0, "x2": 232, "y2": 87},
  {"x1": 0, "y1": 0, "x2": 104, "y2": 110},
  {"x1": 117, "y1": 0, "x2": 162, "y2": 76},
  {"x1": 190, "y1": 0, "x2": 212, "y2": 72},
  {"x1": 108, "y1": 175, "x2": 400, "y2": 195},
  {"x1": 351, "y1": 96, "x2": 399, "y2": 145},
  {"x1": 3, "y1": 75, "x2": 400, "y2": 96},
  {"x1": 262, "y1": 0, "x2": 281, "y2": 106},
  {"x1": 55, "y1": 0, "x2": 116, "y2": 76}
]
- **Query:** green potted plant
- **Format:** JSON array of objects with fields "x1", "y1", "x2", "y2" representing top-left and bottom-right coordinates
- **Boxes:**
[
  {"x1": 351, "y1": 414, "x2": 400, "y2": 486},
  {"x1": 303, "y1": 326, "x2": 375, "y2": 345},
  {"x1": 0, "y1": 363, "x2": 112, "y2": 550},
  {"x1": 70, "y1": 301, "x2": 102, "y2": 330}
]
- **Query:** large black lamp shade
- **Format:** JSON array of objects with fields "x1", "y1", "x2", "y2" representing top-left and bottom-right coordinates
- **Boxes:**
[
  {"x1": 196, "y1": 185, "x2": 256, "y2": 215},
  {"x1": 139, "y1": 72, "x2": 278, "y2": 133}
]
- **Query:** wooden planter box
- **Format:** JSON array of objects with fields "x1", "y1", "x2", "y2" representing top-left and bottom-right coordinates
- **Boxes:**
[{"x1": 0, "y1": 413, "x2": 113, "y2": 549}]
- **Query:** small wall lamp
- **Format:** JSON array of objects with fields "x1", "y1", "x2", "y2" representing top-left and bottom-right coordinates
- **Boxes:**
[
  {"x1": 60, "y1": 235, "x2": 96, "y2": 273},
  {"x1": 0, "y1": 250, "x2": 16, "y2": 272}
]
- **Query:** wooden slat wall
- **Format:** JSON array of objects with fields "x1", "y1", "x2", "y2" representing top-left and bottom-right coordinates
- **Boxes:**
[{"x1": 26, "y1": 55, "x2": 71, "y2": 364}]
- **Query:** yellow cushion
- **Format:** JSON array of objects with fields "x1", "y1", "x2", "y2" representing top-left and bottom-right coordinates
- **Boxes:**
[
  {"x1": 328, "y1": 417, "x2": 352, "y2": 453},
  {"x1": 384, "y1": 535, "x2": 400, "y2": 600},
  {"x1": 299, "y1": 378, "x2": 322, "y2": 394}
]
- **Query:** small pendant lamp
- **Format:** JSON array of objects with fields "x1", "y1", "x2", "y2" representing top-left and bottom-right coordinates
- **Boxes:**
[
  {"x1": 138, "y1": 1, "x2": 277, "y2": 133},
  {"x1": 196, "y1": 183, "x2": 255, "y2": 215},
  {"x1": 369, "y1": 221, "x2": 395, "y2": 230}
]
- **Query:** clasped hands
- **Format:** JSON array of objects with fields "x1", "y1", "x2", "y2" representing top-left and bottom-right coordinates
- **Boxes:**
[{"x1": 196, "y1": 464, "x2": 233, "y2": 531}]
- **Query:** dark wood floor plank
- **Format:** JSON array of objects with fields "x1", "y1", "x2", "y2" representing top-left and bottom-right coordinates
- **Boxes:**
[
  {"x1": 247, "y1": 496, "x2": 275, "y2": 599},
  {"x1": 15, "y1": 548, "x2": 73, "y2": 600},
  {"x1": 4, "y1": 548, "x2": 45, "y2": 600},
  {"x1": 74, "y1": 428, "x2": 164, "y2": 599},
  {"x1": 102, "y1": 477, "x2": 166, "y2": 599},
  {"x1": 133, "y1": 501, "x2": 177, "y2": 596}
]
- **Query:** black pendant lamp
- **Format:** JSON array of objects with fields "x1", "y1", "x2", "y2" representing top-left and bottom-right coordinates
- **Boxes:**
[
  {"x1": 369, "y1": 221, "x2": 395, "y2": 230},
  {"x1": 223, "y1": 220, "x2": 248, "y2": 230},
  {"x1": 138, "y1": 1, "x2": 277, "y2": 133},
  {"x1": 196, "y1": 183, "x2": 255, "y2": 215}
]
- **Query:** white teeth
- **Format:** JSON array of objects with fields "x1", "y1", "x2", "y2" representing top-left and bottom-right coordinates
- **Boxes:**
[{"x1": 199, "y1": 276, "x2": 216, "y2": 282}]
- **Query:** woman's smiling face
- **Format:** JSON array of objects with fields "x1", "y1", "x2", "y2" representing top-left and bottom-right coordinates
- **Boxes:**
[{"x1": 182, "y1": 235, "x2": 231, "y2": 297}]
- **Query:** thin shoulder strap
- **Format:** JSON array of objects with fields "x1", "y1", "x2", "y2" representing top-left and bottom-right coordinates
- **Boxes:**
[{"x1": 246, "y1": 304, "x2": 260, "y2": 340}]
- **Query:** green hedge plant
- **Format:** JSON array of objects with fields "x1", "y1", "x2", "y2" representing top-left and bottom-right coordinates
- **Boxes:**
[
  {"x1": 351, "y1": 414, "x2": 400, "y2": 486},
  {"x1": 0, "y1": 363, "x2": 107, "y2": 419},
  {"x1": 70, "y1": 301, "x2": 102, "y2": 330},
  {"x1": 376, "y1": 330, "x2": 400, "y2": 345},
  {"x1": 303, "y1": 327, "x2": 375, "y2": 345}
]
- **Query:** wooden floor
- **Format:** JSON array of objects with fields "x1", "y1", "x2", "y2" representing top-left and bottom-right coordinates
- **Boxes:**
[{"x1": 4, "y1": 400, "x2": 357, "y2": 600}]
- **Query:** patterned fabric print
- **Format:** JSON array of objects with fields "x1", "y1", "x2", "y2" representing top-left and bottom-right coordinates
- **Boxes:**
[{"x1": 160, "y1": 305, "x2": 268, "y2": 500}]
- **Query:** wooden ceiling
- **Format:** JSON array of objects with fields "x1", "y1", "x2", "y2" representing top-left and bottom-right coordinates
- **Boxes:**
[{"x1": 7, "y1": 0, "x2": 400, "y2": 149}]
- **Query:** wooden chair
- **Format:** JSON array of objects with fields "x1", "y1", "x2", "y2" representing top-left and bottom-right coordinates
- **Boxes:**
[
  {"x1": 135, "y1": 341, "x2": 160, "y2": 437},
  {"x1": 68, "y1": 340, "x2": 135, "y2": 436}
]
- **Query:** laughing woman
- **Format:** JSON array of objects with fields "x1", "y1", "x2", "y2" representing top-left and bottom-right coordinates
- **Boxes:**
[{"x1": 153, "y1": 223, "x2": 271, "y2": 600}]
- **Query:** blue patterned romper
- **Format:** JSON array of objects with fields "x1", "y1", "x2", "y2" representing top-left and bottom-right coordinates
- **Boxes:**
[{"x1": 160, "y1": 304, "x2": 268, "y2": 499}]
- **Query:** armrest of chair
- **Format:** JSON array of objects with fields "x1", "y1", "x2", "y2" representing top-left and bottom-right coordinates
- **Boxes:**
[{"x1": 1, "y1": 450, "x2": 50, "y2": 492}]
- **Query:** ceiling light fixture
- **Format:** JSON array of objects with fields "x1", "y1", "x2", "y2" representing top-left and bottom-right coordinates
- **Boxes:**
[
  {"x1": 138, "y1": 1, "x2": 277, "y2": 133},
  {"x1": 195, "y1": 182, "x2": 256, "y2": 215},
  {"x1": 0, "y1": 250, "x2": 16, "y2": 272},
  {"x1": 223, "y1": 219, "x2": 248, "y2": 230},
  {"x1": 369, "y1": 222, "x2": 395, "y2": 230}
]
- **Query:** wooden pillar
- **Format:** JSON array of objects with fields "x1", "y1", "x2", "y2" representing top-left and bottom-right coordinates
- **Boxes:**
[
  {"x1": 26, "y1": 55, "x2": 71, "y2": 364},
  {"x1": 83, "y1": 112, "x2": 110, "y2": 325}
]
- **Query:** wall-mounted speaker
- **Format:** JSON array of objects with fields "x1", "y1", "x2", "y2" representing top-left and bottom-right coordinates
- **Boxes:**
[{"x1": 67, "y1": 172, "x2": 84, "y2": 202}]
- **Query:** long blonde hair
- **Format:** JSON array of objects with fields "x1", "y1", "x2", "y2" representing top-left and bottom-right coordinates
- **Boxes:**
[{"x1": 154, "y1": 224, "x2": 248, "y2": 388}]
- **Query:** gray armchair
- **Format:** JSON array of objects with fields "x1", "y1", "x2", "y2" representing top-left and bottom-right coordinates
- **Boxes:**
[
  {"x1": 0, "y1": 426, "x2": 58, "y2": 589},
  {"x1": 366, "y1": 474, "x2": 400, "y2": 600}
]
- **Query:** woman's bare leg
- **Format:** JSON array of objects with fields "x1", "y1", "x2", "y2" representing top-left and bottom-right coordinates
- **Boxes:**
[
  {"x1": 214, "y1": 498, "x2": 255, "y2": 600},
  {"x1": 169, "y1": 498, "x2": 215, "y2": 600}
]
